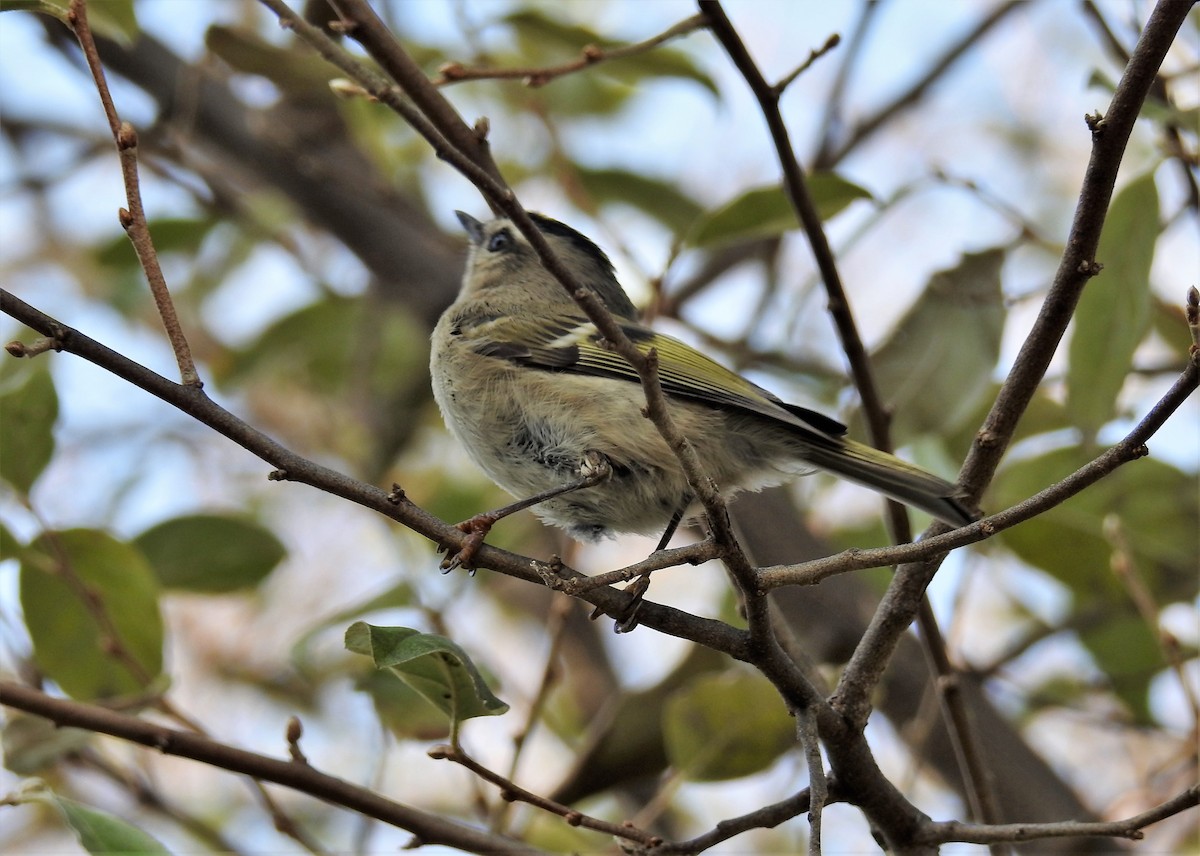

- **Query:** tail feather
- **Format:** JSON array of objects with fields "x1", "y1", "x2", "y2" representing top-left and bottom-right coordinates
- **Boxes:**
[{"x1": 802, "y1": 438, "x2": 977, "y2": 527}]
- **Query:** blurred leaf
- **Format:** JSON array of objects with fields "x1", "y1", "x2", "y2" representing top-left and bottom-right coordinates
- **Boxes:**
[
  {"x1": 227, "y1": 294, "x2": 425, "y2": 394},
  {"x1": 82, "y1": 0, "x2": 138, "y2": 45},
  {"x1": 207, "y1": 25, "x2": 340, "y2": 94},
  {"x1": 95, "y1": 217, "x2": 218, "y2": 268},
  {"x1": 0, "y1": 1, "x2": 68, "y2": 22},
  {"x1": 94, "y1": 217, "x2": 220, "y2": 315},
  {"x1": 0, "y1": 360, "x2": 57, "y2": 494},
  {"x1": 992, "y1": 449, "x2": 1197, "y2": 599},
  {"x1": 50, "y1": 794, "x2": 171, "y2": 855},
  {"x1": 0, "y1": 521, "x2": 21, "y2": 561},
  {"x1": 663, "y1": 670, "x2": 795, "y2": 781},
  {"x1": 1149, "y1": 293, "x2": 1193, "y2": 361},
  {"x1": 1078, "y1": 613, "x2": 1162, "y2": 723},
  {"x1": 990, "y1": 446, "x2": 1195, "y2": 719},
  {"x1": 291, "y1": 580, "x2": 416, "y2": 671},
  {"x1": 2, "y1": 0, "x2": 136, "y2": 43},
  {"x1": 686, "y1": 176, "x2": 872, "y2": 248},
  {"x1": 946, "y1": 385, "x2": 1071, "y2": 467},
  {"x1": 575, "y1": 166, "x2": 703, "y2": 235},
  {"x1": 133, "y1": 514, "x2": 285, "y2": 592},
  {"x1": 1066, "y1": 171, "x2": 1159, "y2": 439},
  {"x1": 345, "y1": 622, "x2": 508, "y2": 724},
  {"x1": 2, "y1": 713, "x2": 92, "y2": 775},
  {"x1": 551, "y1": 644, "x2": 726, "y2": 805},
  {"x1": 20, "y1": 529, "x2": 164, "y2": 699},
  {"x1": 866, "y1": 249, "x2": 1006, "y2": 442}
]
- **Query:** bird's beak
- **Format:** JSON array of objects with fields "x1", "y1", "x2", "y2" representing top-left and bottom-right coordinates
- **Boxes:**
[{"x1": 455, "y1": 210, "x2": 485, "y2": 245}]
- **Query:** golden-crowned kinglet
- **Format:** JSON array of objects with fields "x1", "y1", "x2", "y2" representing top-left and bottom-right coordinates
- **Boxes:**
[{"x1": 431, "y1": 212, "x2": 974, "y2": 565}]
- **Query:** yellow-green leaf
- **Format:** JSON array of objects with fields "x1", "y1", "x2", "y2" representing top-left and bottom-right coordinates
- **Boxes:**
[
  {"x1": 20, "y1": 529, "x2": 164, "y2": 699},
  {"x1": 134, "y1": 514, "x2": 285, "y2": 592},
  {"x1": 1066, "y1": 171, "x2": 1159, "y2": 438},
  {"x1": 687, "y1": 176, "x2": 872, "y2": 248},
  {"x1": 345, "y1": 623, "x2": 508, "y2": 724},
  {"x1": 663, "y1": 670, "x2": 794, "y2": 781},
  {"x1": 0, "y1": 361, "x2": 58, "y2": 494},
  {"x1": 867, "y1": 248, "x2": 1006, "y2": 442}
]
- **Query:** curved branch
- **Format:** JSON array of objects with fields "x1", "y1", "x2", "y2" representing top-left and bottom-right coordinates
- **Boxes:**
[
  {"x1": 759, "y1": 355, "x2": 1199, "y2": 589},
  {"x1": 0, "y1": 682, "x2": 538, "y2": 856},
  {"x1": 0, "y1": 288, "x2": 752, "y2": 660},
  {"x1": 918, "y1": 785, "x2": 1199, "y2": 847},
  {"x1": 435, "y1": 14, "x2": 709, "y2": 87}
]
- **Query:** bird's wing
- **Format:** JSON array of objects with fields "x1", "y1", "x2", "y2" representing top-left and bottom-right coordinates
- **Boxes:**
[{"x1": 472, "y1": 316, "x2": 847, "y2": 441}]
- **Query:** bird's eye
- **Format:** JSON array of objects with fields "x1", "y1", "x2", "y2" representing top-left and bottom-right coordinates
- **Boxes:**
[{"x1": 486, "y1": 230, "x2": 512, "y2": 253}]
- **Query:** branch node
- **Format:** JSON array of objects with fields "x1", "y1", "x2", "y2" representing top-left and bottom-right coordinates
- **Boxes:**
[
  {"x1": 286, "y1": 715, "x2": 309, "y2": 765},
  {"x1": 116, "y1": 122, "x2": 138, "y2": 151},
  {"x1": 6, "y1": 336, "x2": 60, "y2": 358},
  {"x1": 118, "y1": 208, "x2": 134, "y2": 229},
  {"x1": 267, "y1": 469, "x2": 289, "y2": 482},
  {"x1": 387, "y1": 483, "x2": 406, "y2": 504},
  {"x1": 1186, "y1": 286, "x2": 1199, "y2": 348},
  {"x1": 1085, "y1": 110, "x2": 1107, "y2": 136}
]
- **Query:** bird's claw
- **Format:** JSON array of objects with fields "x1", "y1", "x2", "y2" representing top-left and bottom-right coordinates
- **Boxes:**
[{"x1": 439, "y1": 514, "x2": 498, "y2": 574}]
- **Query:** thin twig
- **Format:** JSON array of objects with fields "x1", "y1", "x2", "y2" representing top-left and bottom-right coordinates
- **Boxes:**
[
  {"x1": 916, "y1": 785, "x2": 1199, "y2": 846},
  {"x1": 759, "y1": 354, "x2": 1197, "y2": 588},
  {"x1": 428, "y1": 743, "x2": 662, "y2": 849},
  {"x1": 700, "y1": 0, "x2": 1004, "y2": 826},
  {"x1": 0, "y1": 682, "x2": 539, "y2": 855},
  {"x1": 489, "y1": 596, "x2": 571, "y2": 834},
  {"x1": 1, "y1": 287, "x2": 754, "y2": 661},
  {"x1": 834, "y1": 0, "x2": 1196, "y2": 735},
  {"x1": 814, "y1": 1, "x2": 1024, "y2": 169},
  {"x1": 66, "y1": 0, "x2": 199, "y2": 387},
  {"x1": 435, "y1": 14, "x2": 709, "y2": 87}
]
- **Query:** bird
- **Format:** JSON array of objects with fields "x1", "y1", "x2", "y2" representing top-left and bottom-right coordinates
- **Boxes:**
[{"x1": 430, "y1": 210, "x2": 976, "y2": 584}]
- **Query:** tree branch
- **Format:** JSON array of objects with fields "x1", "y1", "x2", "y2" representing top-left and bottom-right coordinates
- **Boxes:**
[
  {"x1": 0, "y1": 288, "x2": 752, "y2": 660},
  {"x1": 0, "y1": 682, "x2": 539, "y2": 856}
]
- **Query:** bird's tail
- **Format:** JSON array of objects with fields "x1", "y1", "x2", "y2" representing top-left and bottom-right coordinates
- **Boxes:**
[{"x1": 801, "y1": 437, "x2": 977, "y2": 527}]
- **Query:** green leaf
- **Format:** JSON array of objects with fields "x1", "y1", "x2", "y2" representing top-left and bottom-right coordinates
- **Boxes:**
[
  {"x1": 1066, "y1": 171, "x2": 1159, "y2": 438},
  {"x1": 2, "y1": 713, "x2": 93, "y2": 775},
  {"x1": 1149, "y1": 294, "x2": 1194, "y2": 361},
  {"x1": 1078, "y1": 613, "x2": 1162, "y2": 723},
  {"x1": 866, "y1": 249, "x2": 1007, "y2": 441},
  {"x1": 95, "y1": 217, "x2": 218, "y2": 268},
  {"x1": 0, "y1": 360, "x2": 58, "y2": 494},
  {"x1": 81, "y1": 0, "x2": 138, "y2": 45},
  {"x1": 575, "y1": 167, "x2": 703, "y2": 235},
  {"x1": 206, "y1": 25, "x2": 340, "y2": 94},
  {"x1": 134, "y1": 514, "x2": 285, "y2": 592},
  {"x1": 0, "y1": 1, "x2": 68, "y2": 23},
  {"x1": 686, "y1": 176, "x2": 872, "y2": 248},
  {"x1": 20, "y1": 529, "x2": 165, "y2": 699},
  {"x1": 52, "y1": 794, "x2": 172, "y2": 855},
  {"x1": 0, "y1": 521, "x2": 21, "y2": 561},
  {"x1": 991, "y1": 449, "x2": 1197, "y2": 598},
  {"x1": 663, "y1": 670, "x2": 794, "y2": 781},
  {"x1": 990, "y1": 447, "x2": 1197, "y2": 720},
  {"x1": 354, "y1": 668, "x2": 451, "y2": 741},
  {"x1": 0, "y1": 0, "x2": 138, "y2": 43},
  {"x1": 345, "y1": 623, "x2": 508, "y2": 724}
]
